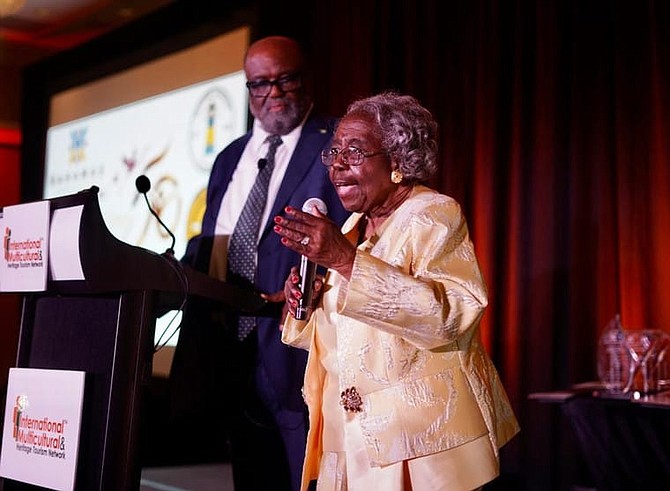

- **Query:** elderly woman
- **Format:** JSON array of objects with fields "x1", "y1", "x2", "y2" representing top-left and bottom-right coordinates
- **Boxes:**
[{"x1": 272, "y1": 92, "x2": 519, "y2": 491}]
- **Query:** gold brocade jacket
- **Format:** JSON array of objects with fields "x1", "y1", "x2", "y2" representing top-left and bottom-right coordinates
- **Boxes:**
[{"x1": 282, "y1": 186, "x2": 520, "y2": 490}]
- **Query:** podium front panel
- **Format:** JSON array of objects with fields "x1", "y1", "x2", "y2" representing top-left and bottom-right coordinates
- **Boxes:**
[{"x1": 7, "y1": 291, "x2": 157, "y2": 491}]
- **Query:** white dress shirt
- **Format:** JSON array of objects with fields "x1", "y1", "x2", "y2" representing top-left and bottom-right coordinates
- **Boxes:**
[{"x1": 214, "y1": 112, "x2": 308, "y2": 239}]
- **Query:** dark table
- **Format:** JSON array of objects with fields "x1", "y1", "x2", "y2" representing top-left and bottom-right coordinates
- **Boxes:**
[{"x1": 530, "y1": 388, "x2": 670, "y2": 491}]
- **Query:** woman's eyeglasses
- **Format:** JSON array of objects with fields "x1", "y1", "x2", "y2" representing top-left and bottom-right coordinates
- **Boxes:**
[{"x1": 321, "y1": 146, "x2": 386, "y2": 167}]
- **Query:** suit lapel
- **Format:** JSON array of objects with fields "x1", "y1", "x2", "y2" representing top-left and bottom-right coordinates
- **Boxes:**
[
  {"x1": 220, "y1": 134, "x2": 251, "y2": 193},
  {"x1": 259, "y1": 117, "x2": 332, "y2": 241}
]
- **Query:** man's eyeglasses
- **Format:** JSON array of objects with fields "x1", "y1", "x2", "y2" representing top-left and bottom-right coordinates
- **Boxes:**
[
  {"x1": 321, "y1": 146, "x2": 386, "y2": 167},
  {"x1": 245, "y1": 73, "x2": 302, "y2": 97}
]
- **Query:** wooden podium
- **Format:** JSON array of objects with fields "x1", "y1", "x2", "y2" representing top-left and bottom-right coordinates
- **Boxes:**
[{"x1": 1, "y1": 187, "x2": 264, "y2": 490}]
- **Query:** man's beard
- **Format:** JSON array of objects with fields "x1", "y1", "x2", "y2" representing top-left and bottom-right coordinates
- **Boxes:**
[{"x1": 259, "y1": 99, "x2": 308, "y2": 135}]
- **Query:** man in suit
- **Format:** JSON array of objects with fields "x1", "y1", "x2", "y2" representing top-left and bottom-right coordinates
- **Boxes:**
[{"x1": 169, "y1": 36, "x2": 348, "y2": 491}]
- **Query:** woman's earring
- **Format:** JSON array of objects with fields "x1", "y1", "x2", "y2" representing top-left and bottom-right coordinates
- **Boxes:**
[{"x1": 391, "y1": 169, "x2": 403, "y2": 184}]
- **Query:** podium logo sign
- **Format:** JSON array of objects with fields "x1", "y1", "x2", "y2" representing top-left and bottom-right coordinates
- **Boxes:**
[
  {"x1": 0, "y1": 368, "x2": 85, "y2": 491},
  {"x1": 11, "y1": 394, "x2": 68, "y2": 455},
  {"x1": 0, "y1": 200, "x2": 50, "y2": 292},
  {"x1": 4, "y1": 230, "x2": 44, "y2": 266}
]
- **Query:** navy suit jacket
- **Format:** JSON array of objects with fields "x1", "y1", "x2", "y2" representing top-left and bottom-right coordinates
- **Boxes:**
[{"x1": 181, "y1": 115, "x2": 348, "y2": 412}]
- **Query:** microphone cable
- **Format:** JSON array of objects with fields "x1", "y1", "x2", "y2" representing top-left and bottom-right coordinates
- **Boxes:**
[{"x1": 153, "y1": 251, "x2": 190, "y2": 353}]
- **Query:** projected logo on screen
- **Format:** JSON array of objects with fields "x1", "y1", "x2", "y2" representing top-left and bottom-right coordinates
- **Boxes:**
[
  {"x1": 48, "y1": 125, "x2": 105, "y2": 190},
  {"x1": 69, "y1": 128, "x2": 87, "y2": 162},
  {"x1": 44, "y1": 71, "x2": 248, "y2": 259},
  {"x1": 189, "y1": 87, "x2": 236, "y2": 171}
]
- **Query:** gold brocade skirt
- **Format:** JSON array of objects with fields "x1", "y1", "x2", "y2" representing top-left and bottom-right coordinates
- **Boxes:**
[{"x1": 316, "y1": 424, "x2": 497, "y2": 491}]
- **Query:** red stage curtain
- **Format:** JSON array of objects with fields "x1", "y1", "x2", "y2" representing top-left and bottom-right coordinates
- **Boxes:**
[{"x1": 283, "y1": 0, "x2": 670, "y2": 485}]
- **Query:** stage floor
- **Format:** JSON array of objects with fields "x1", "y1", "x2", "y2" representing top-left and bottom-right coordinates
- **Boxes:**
[{"x1": 140, "y1": 463, "x2": 233, "y2": 491}]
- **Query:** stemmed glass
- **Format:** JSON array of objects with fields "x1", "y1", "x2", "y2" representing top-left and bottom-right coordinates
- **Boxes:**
[{"x1": 622, "y1": 329, "x2": 670, "y2": 395}]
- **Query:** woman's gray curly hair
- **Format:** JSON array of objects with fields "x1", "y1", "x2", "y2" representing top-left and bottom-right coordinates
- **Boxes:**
[{"x1": 345, "y1": 91, "x2": 438, "y2": 183}]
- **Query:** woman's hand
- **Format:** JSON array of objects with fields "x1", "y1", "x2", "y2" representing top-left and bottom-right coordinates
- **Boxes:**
[
  {"x1": 282, "y1": 266, "x2": 326, "y2": 322},
  {"x1": 273, "y1": 206, "x2": 357, "y2": 279},
  {"x1": 283, "y1": 266, "x2": 302, "y2": 319}
]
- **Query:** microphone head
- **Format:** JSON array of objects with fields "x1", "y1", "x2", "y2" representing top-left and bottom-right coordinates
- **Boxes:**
[
  {"x1": 302, "y1": 197, "x2": 328, "y2": 216},
  {"x1": 135, "y1": 175, "x2": 151, "y2": 194}
]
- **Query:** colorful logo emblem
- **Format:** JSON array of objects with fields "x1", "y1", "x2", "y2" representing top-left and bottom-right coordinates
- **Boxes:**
[
  {"x1": 4, "y1": 226, "x2": 10, "y2": 261},
  {"x1": 12, "y1": 394, "x2": 28, "y2": 440},
  {"x1": 69, "y1": 128, "x2": 87, "y2": 162}
]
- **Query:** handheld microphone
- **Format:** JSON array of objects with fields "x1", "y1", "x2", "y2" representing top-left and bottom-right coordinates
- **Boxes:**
[
  {"x1": 135, "y1": 175, "x2": 177, "y2": 255},
  {"x1": 295, "y1": 197, "x2": 328, "y2": 320}
]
